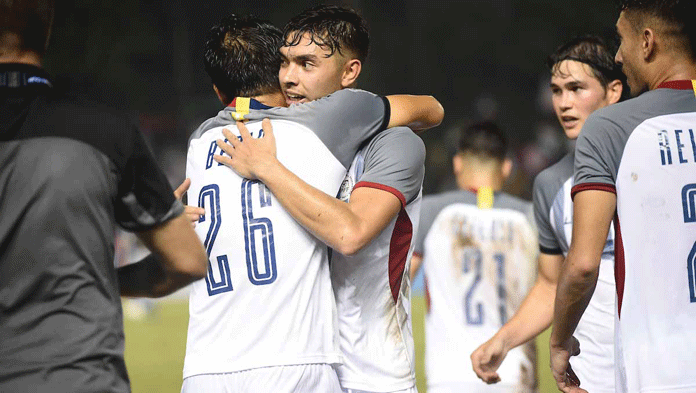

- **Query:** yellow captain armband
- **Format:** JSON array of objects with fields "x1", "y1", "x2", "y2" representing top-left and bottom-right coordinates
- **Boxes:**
[
  {"x1": 477, "y1": 186, "x2": 494, "y2": 209},
  {"x1": 231, "y1": 97, "x2": 251, "y2": 121},
  {"x1": 691, "y1": 80, "x2": 696, "y2": 98}
]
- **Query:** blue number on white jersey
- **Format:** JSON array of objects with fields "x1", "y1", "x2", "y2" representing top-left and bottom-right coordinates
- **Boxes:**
[
  {"x1": 242, "y1": 179, "x2": 277, "y2": 285},
  {"x1": 199, "y1": 184, "x2": 233, "y2": 296}
]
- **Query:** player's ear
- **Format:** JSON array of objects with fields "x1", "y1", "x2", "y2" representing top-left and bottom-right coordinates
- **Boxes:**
[
  {"x1": 452, "y1": 154, "x2": 464, "y2": 177},
  {"x1": 213, "y1": 85, "x2": 230, "y2": 106},
  {"x1": 501, "y1": 158, "x2": 513, "y2": 180},
  {"x1": 606, "y1": 79, "x2": 623, "y2": 105},
  {"x1": 341, "y1": 58, "x2": 362, "y2": 88},
  {"x1": 642, "y1": 27, "x2": 656, "y2": 61}
]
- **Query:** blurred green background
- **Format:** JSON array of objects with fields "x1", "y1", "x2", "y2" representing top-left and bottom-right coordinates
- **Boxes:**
[{"x1": 123, "y1": 296, "x2": 557, "y2": 393}]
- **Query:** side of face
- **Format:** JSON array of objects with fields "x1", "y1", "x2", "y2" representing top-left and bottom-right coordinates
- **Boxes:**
[
  {"x1": 279, "y1": 32, "x2": 348, "y2": 105},
  {"x1": 550, "y1": 60, "x2": 615, "y2": 140},
  {"x1": 615, "y1": 11, "x2": 649, "y2": 96}
]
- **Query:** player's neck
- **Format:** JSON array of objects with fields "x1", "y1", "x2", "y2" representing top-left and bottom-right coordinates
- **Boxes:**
[
  {"x1": 0, "y1": 50, "x2": 42, "y2": 67},
  {"x1": 456, "y1": 173, "x2": 503, "y2": 192},
  {"x1": 648, "y1": 56, "x2": 696, "y2": 90},
  {"x1": 252, "y1": 91, "x2": 287, "y2": 108}
]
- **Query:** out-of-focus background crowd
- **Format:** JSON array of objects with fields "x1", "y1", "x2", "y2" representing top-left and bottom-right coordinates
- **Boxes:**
[{"x1": 43, "y1": 1, "x2": 621, "y2": 391}]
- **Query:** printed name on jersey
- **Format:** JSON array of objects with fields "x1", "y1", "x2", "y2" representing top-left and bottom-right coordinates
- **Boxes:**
[{"x1": 657, "y1": 128, "x2": 696, "y2": 166}]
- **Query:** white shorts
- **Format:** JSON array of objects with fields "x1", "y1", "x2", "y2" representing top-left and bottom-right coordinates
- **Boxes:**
[
  {"x1": 342, "y1": 387, "x2": 417, "y2": 393},
  {"x1": 428, "y1": 382, "x2": 527, "y2": 393},
  {"x1": 181, "y1": 364, "x2": 342, "y2": 393}
]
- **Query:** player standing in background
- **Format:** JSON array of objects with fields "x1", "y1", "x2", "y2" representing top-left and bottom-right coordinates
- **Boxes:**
[
  {"x1": 551, "y1": 1, "x2": 696, "y2": 392},
  {"x1": 182, "y1": 14, "x2": 441, "y2": 393},
  {"x1": 0, "y1": 1, "x2": 208, "y2": 392},
  {"x1": 214, "y1": 6, "x2": 438, "y2": 393},
  {"x1": 472, "y1": 36, "x2": 625, "y2": 393},
  {"x1": 410, "y1": 122, "x2": 538, "y2": 393}
]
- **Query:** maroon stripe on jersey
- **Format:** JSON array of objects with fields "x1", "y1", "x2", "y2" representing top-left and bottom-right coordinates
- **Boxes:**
[
  {"x1": 388, "y1": 208, "x2": 413, "y2": 304},
  {"x1": 657, "y1": 80, "x2": 694, "y2": 90},
  {"x1": 614, "y1": 213, "x2": 626, "y2": 318},
  {"x1": 354, "y1": 181, "x2": 407, "y2": 207},
  {"x1": 424, "y1": 275, "x2": 431, "y2": 314},
  {"x1": 570, "y1": 183, "x2": 616, "y2": 200}
]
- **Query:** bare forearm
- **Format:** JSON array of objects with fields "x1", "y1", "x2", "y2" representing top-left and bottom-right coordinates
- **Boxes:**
[
  {"x1": 550, "y1": 253, "x2": 599, "y2": 345},
  {"x1": 118, "y1": 254, "x2": 201, "y2": 298},
  {"x1": 257, "y1": 159, "x2": 360, "y2": 253},
  {"x1": 496, "y1": 276, "x2": 556, "y2": 349}
]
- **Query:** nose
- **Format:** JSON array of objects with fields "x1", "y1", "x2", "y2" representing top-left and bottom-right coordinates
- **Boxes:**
[
  {"x1": 559, "y1": 91, "x2": 573, "y2": 110},
  {"x1": 615, "y1": 49, "x2": 623, "y2": 67},
  {"x1": 281, "y1": 62, "x2": 298, "y2": 87}
]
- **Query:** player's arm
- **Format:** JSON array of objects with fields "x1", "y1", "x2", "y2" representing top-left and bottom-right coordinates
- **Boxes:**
[
  {"x1": 471, "y1": 251, "x2": 563, "y2": 384},
  {"x1": 118, "y1": 213, "x2": 208, "y2": 298},
  {"x1": 550, "y1": 190, "x2": 615, "y2": 392},
  {"x1": 215, "y1": 121, "x2": 421, "y2": 255},
  {"x1": 409, "y1": 254, "x2": 423, "y2": 281},
  {"x1": 385, "y1": 95, "x2": 444, "y2": 131}
]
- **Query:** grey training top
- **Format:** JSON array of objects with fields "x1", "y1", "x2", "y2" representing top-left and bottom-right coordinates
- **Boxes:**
[
  {"x1": 341, "y1": 126, "x2": 425, "y2": 205},
  {"x1": 0, "y1": 64, "x2": 182, "y2": 393},
  {"x1": 190, "y1": 88, "x2": 390, "y2": 169}
]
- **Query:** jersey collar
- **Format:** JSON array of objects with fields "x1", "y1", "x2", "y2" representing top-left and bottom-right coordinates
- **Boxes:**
[
  {"x1": 656, "y1": 80, "x2": 696, "y2": 91},
  {"x1": 0, "y1": 63, "x2": 53, "y2": 89},
  {"x1": 227, "y1": 97, "x2": 272, "y2": 121}
]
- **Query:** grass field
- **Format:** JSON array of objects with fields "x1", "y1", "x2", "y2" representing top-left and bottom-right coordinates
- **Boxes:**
[{"x1": 123, "y1": 296, "x2": 557, "y2": 393}]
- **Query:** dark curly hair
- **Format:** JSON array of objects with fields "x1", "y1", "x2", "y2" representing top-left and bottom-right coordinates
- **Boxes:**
[
  {"x1": 204, "y1": 14, "x2": 283, "y2": 100},
  {"x1": 458, "y1": 121, "x2": 508, "y2": 162},
  {"x1": 618, "y1": 0, "x2": 696, "y2": 59},
  {"x1": 547, "y1": 35, "x2": 629, "y2": 100},
  {"x1": 283, "y1": 5, "x2": 369, "y2": 63}
]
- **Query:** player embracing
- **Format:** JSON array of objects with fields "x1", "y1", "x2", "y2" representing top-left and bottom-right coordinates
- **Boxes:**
[
  {"x1": 411, "y1": 122, "x2": 538, "y2": 393},
  {"x1": 472, "y1": 36, "x2": 625, "y2": 393},
  {"x1": 551, "y1": 1, "x2": 696, "y2": 392},
  {"x1": 214, "y1": 6, "x2": 442, "y2": 393},
  {"x1": 181, "y1": 12, "x2": 442, "y2": 393}
]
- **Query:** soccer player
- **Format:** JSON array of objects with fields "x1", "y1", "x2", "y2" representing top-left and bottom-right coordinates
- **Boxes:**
[
  {"x1": 214, "y1": 6, "x2": 437, "y2": 393},
  {"x1": 410, "y1": 122, "x2": 538, "y2": 393},
  {"x1": 471, "y1": 36, "x2": 625, "y2": 393},
  {"x1": 0, "y1": 1, "x2": 208, "y2": 392},
  {"x1": 181, "y1": 14, "x2": 441, "y2": 392},
  {"x1": 551, "y1": 1, "x2": 696, "y2": 392}
]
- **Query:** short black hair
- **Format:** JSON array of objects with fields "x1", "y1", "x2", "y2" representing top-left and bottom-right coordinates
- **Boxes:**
[
  {"x1": 458, "y1": 122, "x2": 508, "y2": 162},
  {"x1": 619, "y1": 0, "x2": 696, "y2": 59},
  {"x1": 547, "y1": 35, "x2": 627, "y2": 94},
  {"x1": 283, "y1": 5, "x2": 369, "y2": 63},
  {"x1": 0, "y1": 0, "x2": 54, "y2": 55},
  {"x1": 204, "y1": 14, "x2": 283, "y2": 100}
]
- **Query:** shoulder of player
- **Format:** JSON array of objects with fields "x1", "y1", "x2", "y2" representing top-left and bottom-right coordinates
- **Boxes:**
[
  {"x1": 494, "y1": 192, "x2": 533, "y2": 215},
  {"x1": 422, "y1": 189, "x2": 475, "y2": 211},
  {"x1": 583, "y1": 91, "x2": 673, "y2": 137},
  {"x1": 533, "y1": 153, "x2": 572, "y2": 195},
  {"x1": 363, "y1": 127, "x2": 425, "y2": 162},
  {"x1": 34, "y1": 96, "x2": 140, "y2": 162}
]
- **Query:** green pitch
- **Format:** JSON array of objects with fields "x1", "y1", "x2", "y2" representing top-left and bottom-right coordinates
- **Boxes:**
[{"x1": 124, "y1": 297, "x2": 557, "y2": 393}]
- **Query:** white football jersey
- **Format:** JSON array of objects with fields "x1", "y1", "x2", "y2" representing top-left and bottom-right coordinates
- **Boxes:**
[
  {"x1": 533, "y1": 153, "x2": 615, "y2": 392},
  {"x1": 415, "y1": 191, "x2": 538, "y2": 392},
  {"x1": 573, "y1": 81, "x2": 696, "y2": 393},
  {"x1": 331, "y1": 128, "x2": 425, "y2": 392},
  {"x1": 183, "y1": 91, "x2": 390, "y2": 379}
]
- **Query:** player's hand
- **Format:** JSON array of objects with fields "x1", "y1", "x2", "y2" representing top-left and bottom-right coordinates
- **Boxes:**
[
  {"x1": 174, "y1": 178, "x2": 205, "y2": 227},
  {"x1": 471, "y1": 335, "x2": 508, "y2": 384},
  {"x1": 550, "y1": 336, "x2": 585, "y2": 393},
  {"x1": 214, "y1": 118, "x2": 277, "y2": 180}
]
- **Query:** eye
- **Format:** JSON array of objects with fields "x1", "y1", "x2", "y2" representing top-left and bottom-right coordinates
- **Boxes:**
[
  {"x1": 302, "y1": 61, "x2": 314, "y2": 69},
  {"x1": 551, "y1": 87, "x2": 561, "y2": 95}
]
